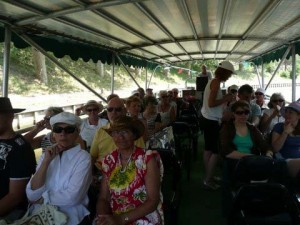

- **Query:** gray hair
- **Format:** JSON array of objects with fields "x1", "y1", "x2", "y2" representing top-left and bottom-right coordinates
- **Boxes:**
[
  {"x1": 46, "y1": 106, "x2": 64, "y2": 116},
  {"x1": 267, "y1": 93, "x2": 285, "y2": 109}
]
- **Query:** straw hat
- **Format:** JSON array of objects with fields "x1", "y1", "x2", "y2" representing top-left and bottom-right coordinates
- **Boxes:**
[
  {"x1": 82, "y1": 100, "x2": 103, "y2": 113},
  {"x1": 105, "y1": 116, "x2": 145, "y2": 140}
]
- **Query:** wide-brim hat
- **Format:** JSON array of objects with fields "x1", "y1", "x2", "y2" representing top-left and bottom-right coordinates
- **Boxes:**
[
  {"x1": 218, "y1": 61, "x2": 236, "y2": 74},
  {"x1": 105, "y1": 116, "x2": 145, "y2": 140},
  {"x1": 0, "y1": 97, "x2": 25, "y2": 113},
  {"x1": 82, "y1": 100, "x2": 103, "y2": 113},
  {"x1": 285, "y1": 101, "x2": 300, "y2": 113}
]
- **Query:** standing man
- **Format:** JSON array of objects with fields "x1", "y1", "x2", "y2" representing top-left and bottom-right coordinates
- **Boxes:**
[
  {"x1": 0, "y1": 97, "x2": 36, "y2": 221},
  {"x1": 199, "y1": 65, "x2": 212, "y2": 80}
]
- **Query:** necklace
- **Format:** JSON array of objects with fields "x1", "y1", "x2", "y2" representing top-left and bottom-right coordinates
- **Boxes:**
[{"x1": 119, "y1": 151, "x2": 133, "y2": 173}]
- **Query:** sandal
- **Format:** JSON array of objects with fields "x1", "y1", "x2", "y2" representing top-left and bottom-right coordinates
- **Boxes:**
[{"x1": 203, "y1": 180, "x2": 220, "y2": 191}]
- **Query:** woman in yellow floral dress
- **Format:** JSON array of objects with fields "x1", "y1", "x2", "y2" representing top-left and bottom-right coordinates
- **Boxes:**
[{"x1": 95, "y1": 116, "x2": 164, "y2": 225}]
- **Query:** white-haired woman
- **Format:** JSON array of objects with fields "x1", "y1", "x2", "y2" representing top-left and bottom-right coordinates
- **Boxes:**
[
  {"x1": 157, "y1": 90, "x2": 176, "y2": 127},
  {"x1": 76, "y1": 100, "x2": 108, "y2": 151}
]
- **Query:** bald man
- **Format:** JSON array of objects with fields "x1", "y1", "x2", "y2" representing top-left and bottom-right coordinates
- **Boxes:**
[{"x1": 90, "y1": 97, "x2": 145, "y2": 168}]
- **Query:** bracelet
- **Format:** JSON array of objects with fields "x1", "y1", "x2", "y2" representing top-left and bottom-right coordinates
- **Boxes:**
[{"x1": 123, "y1": 214, "x2": 129, "y2": 223}]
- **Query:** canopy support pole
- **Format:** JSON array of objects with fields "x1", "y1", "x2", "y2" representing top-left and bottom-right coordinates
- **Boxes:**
[
  {"x1": 265, "y1": 45, "x2": 292, "y2": 91},
  {"x1": 2, "y1": 25, "x2": 11, "y2": 97},
  {"x1": 145, "y1": 66, "x2": 148, "y2": 91},
  {"x1": 147, "y1": 65, "x2": 161, "y2": 89},
  {"x1": 261, "y1": 59, "x2": 265, "y2": 89},
  {"x1": 115, "y1": 54, "x2": 140, "y2": 88},
  {"x1": 111, "y1": 54, "x2": 115, "y2": 94},
  {"x1": 291, "y1": 44, "x2": 296, "y2": 102},
  {"x1": 254, "y1": 63, "x2": 262, "y2": 88},
  {"x1": 18, "y1": 33, "x2": 107, "y2": 103}
]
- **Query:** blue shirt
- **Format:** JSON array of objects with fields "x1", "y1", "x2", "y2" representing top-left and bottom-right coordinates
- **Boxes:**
[{"x1": 273, "y1": 123, "x2": 300, "y2": 159}]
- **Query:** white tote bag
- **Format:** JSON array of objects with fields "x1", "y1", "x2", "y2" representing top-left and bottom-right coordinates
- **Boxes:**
[{"x1": 0, "y1": 204, "x2": 67, "y2": 225}]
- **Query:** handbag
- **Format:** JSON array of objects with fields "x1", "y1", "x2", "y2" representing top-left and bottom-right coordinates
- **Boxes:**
[{"x1": 0, "y1": 204, "x2": 67, "y2": 225}]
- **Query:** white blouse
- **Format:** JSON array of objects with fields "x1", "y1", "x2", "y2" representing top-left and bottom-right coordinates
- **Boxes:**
[{"x1": 26, "y1": 145, "x2": 92, "y2": 225}]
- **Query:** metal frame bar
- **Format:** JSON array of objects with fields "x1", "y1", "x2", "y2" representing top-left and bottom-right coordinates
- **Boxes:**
[
  {"x1": 134, "y1": 2, "x2": 183, "y2": 61},
  {"x1": 215, "y1": 0, "x2": 232, "y2": 59},
  {"x1": 111, "y1": 54, "x2": 115, "y2": 94},
  {"x1": 291, "y1": 44, "x2": 296, "y2": 102},
  {"x1": 243, "y1": 15, "x2": 300, "y2": 61},
  {"x1": 179, "y1": 0, "x2": 203, "y2": 57},
  {"x1": 265, "y1": 45, "x2": 292, "y2": 90},
  {"x1": 230, "y1": 0, "x2": 283, "y2": 56},
  {"x1": 2, "y1": 25, "x2": 11, "y2": 97},
  {"x1": 115, "y1": 54, "x2": 141, "y2": 88},
  {"x1": 17, "y1": 32, "x2": 107, "y2": 103}
]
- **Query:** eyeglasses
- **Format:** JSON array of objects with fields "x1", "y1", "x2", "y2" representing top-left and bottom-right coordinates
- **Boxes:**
[
  {"x1": 234, "y1": 110, "x2": 250, "y2": 115},
  {"x1": 111, "y1": 130, "x2": 131, "y2": 137},
  {"x1": 255, "y1": 92, "x2": 264, "y2": 96},
  {"x1": 107, "y1": 107, "x2": 123, "y2": 112},
  {"x1": 53, "y1": 126, "x2": 77, "y2": 134},
  {"x1": 44, "y1": 116, "x2": 52, "y2": 121},
  {"x1": 272, "y1": 99, "x2": 284, "y2": 103},
  {"x1": 86, "y1": 108, "x2": 99, "y2": 112}
]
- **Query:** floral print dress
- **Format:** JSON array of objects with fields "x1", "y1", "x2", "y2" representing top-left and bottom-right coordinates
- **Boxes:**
[{"x1": 100, "y1": 147, "x2": 164, "y2": 225}]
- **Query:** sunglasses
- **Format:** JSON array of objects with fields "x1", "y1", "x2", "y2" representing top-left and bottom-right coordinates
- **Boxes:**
[
  {"x1": 234, "y1": 110, "x2": 250, "y2": 115},
  {"x1": 230, "y1": 90, "x2": 237, "y2": 94},
  {"x1": 161, "y1": 95, "x2": 168, "y2": 98},
  {"x1": 255, "y1": 92, "x2": 264, "y2": 96},
  {"x1": 86, "y1": 108, "x2": 99, "y2": 112},
  {"x1": 107, "y1": 107, "x2": 123, "y2": 112},
  {"x1": 111, "y1": 130, "x2": 131, "y2": 137},
  {"x1": 53, "y1": 126, "x2": 77, "y2": 134},
  {"x1": 272, "y1": 99, "x2": 284, "y2": 103}
]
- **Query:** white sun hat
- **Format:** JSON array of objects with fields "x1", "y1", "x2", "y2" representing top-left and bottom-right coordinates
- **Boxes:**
[{"x1": 218, "y1": 61, "x2": 236, "y2": 74}]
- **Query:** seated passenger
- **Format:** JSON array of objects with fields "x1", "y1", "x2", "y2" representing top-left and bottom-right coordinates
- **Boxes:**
[
  {"x1": 0, "y1": 97, "x2": 36, "y2": 222},
  {"x1": 260, "y1": 93, "x2": 285, "y2": 135},
  {"x1": 24, "y1": 106, "x2": 63, "y2": 152},
  {"x1": 272, "y1": 101, "x2": 300, "y2": 159},
  {"x1": 95, "y1": 116, "x2": 163, "y2": 225},
  {"x1": 90, "y1": 97, "x2": 145, "y2": 168},
  {"x1": 142, "y1": 96, "x2": 162, "y2": 141},
  {"x1": 76, "y1": 100, "x2": 108, "y2": 151},
  {"x1": 26, "y1": 112, "x2": 92, "y2": 225},
  {"x1": 252, "y1": 88, "x2": 268, "y2": 116},
  {"x1": 220, "y1": 100, "x2": 272, "y2": 161},
  {"x1": 237, "y1": 84, "x2": 261, "y2": 127},
  {"x1": 157, "y1": 90, "x2": 176, "y2": 127}
]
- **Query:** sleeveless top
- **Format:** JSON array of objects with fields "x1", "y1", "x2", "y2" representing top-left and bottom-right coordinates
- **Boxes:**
[
  {"x1": 201, "y1": 79, "x2": 223, "y2": 121},
  {"x1": 158, "y1": 104, "x2": 172, "y2": 126}
]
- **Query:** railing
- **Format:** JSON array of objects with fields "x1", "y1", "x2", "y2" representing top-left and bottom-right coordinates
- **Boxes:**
[
  {"x1": 252, "y1": 82, "x2": 300, "y2": 89},
  {"x1": 14, "y1": 103, "x2": 85, "y2": 133}
]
